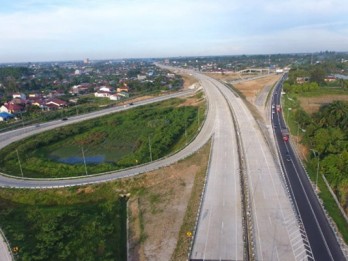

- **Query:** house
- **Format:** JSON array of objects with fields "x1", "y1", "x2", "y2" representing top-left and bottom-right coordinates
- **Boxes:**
[
  {"x1": 69, "y1": 83, "x2": 90, "y2": 95},
  {"x1": 117, "y1": 85, "x2": 129, "y2": 93},
  {"x1": 11, "y1": 97, "x2": 27, "y2": 105},
  {"x1": 12, "y1": 93, "x2": 26, "y2": 100},
  {"x1": 1, "y1": 102, "x2": 24, "y2": 114},
  {"x1": 137, "y1": 75, "x2": 147, "y2": 80},
  {"x1": 99, "y1": 86, "x2": 114, "y2": 93},
  {"x1": 324, "y1": 75, "x2": 336, "y2": 82},
  {"x1": 45, "y1": 98, "x2": 67, "y2": 108},
  {"x1": 296, "y1": 77, "x2": 310, "y2": 84},
  {"x1": 110, "y1": 94, "x2": 121, "y2": 101},
  {"x1": 28, "y1": 93, "x2": 42, "y2": 98},
  {"x1": 0, "y1": 112, "x2": 14, "y2": 121},
  {"x1": 117, "y1": 91, "x2": 129, "y2": 98},
  {"x1": 94, "y1": 91, "x2": 111, "y2": 98},
  {"x1": 48, "y1": 90, "x2": 65, "y2": 98}
]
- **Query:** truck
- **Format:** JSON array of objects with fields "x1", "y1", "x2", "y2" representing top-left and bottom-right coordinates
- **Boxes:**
[
  {"x1": 276, "y1": 104, "x2": 281, "y2": 112},
  {"x1": 281, "y1": 128, "x2": 289, "y2": 141}
]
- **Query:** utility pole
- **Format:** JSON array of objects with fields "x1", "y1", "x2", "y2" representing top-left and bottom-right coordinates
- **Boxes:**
[
  {"x1": 16, "y1": 149, "x2": 24, "y2": 177},
  {"x1": 148, "y1": 136, "x2": 153, "y2": 162},
  {"x1": 81, "y1": 146, "x2": 88, "y2": 175},
  {"x1": 197, "y1": 108, "x2": 200, "y2": 128},
  {"x1": 310, "y1": 149, "x2": 320, "y2": 192}
]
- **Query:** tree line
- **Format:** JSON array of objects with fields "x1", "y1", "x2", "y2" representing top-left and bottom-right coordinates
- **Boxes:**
[{"x1": 294, "y1": 101, "x2": 348, "y2": 210}]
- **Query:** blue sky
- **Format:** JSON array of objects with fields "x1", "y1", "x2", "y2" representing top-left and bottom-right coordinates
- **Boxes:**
[{"x1": 0, "y1": 0, "x2": 347, "y2": 62}]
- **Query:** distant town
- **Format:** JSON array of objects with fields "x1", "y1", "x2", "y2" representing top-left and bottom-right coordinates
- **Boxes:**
[{"x1": 1, "y1": 52, "x2": 348, "y2": 126}]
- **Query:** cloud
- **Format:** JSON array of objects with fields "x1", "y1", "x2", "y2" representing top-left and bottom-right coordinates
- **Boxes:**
[{"x1": 0, "y1": 0, "x2": 347, "y2": 62}]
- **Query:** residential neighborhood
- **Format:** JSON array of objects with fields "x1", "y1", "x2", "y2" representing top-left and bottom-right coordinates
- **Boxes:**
[{"x1": 0, "y1": 59, "x2": 184, "y2": 126}]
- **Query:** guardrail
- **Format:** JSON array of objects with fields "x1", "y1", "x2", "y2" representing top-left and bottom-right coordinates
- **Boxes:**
[
  {"x1": 215, "y1": 80, "x2": 255, "y2": 260},
  {"x1": 187, "y1": 136, "x2": 214, "y2": 261},
  {"x1": 289, "y1": 137, "x2": 348, "y2": 260},
  {"x1": 0, "y1": 228, "x2": 14, "y2": 261}
]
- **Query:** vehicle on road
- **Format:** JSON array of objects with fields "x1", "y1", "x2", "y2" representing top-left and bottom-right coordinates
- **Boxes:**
[
  {"x1": 276, "y1": 104, "x2": 281, "y2": 112},
  {"x1": 62, "y1": 117, "x2": 68, "y2": 121},
  {"x1": 281, "y1": 128, "x2": 289, "y2": 141}
]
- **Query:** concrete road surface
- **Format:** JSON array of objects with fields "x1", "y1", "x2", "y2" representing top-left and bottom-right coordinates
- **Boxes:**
[
  {"x1": 0, "y1": 234, "x2": 12, "y2": 261},
  {"x1": 206, "y1": 76, "x2": 309, "y2": 260},
  {"x1": 190, "y1": 76, "x2": 243, "y2": 260}
]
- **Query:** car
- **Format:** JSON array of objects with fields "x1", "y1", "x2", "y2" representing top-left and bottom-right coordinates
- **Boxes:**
[
  {"x1": 62, "y1": 117, "x2": 68, "y2": 121},
  {"x1": 129, "y1": 103, "x2": 134, "y2": 106},
  {"x1": 274, "y1": 124, "x2": 278, "y2": 129},
  {"x1": 285, "y1": 152, "x2": 291, "y2": 161}
]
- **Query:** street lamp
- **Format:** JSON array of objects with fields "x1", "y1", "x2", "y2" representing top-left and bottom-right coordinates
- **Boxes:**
[
  {"x1": 16, "y1": 149, "x2": 24, "y2": 178},
  {"x1": 295, "y1": 122, "x2": 306, "y2": 144},
  {"x1": 310, "y1": 149, "x2": 319, "y2": 192},
  {"x1": 148, "y1": 136, "x2": 153, "y2": 162},
  {"x1": 287, "y1": 107, "x2": 292, "y2": 121}
]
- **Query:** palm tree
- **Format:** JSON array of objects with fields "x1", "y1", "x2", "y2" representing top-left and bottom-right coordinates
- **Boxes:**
[{"x1": 327, "y1": 101, "x2": 348, "y2": 128}]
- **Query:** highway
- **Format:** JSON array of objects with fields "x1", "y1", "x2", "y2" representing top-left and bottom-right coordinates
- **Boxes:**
[
  {"x1": 272, "y1": 76, "x2": 346, "y2": 261},
  {"x1": 0, "y1": 68, "x2": 346, "y2": 260},
  {"x1": 189, "y1": 75, "x2": 244, "y2": 260},
  {"x1": 189, "y1": 74, "x2": 309, "y2": 260}
]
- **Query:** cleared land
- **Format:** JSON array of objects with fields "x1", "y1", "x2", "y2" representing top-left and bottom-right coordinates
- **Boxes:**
[
  {"x1": 232, "y1": 74, "x2": 280, "y2": 104},
  {"x1": 128, "y1": 142, "x2": 210, "y2": 261},
  {"x1": 299, "y1": 94, "x2": 348, "y2": 114}
]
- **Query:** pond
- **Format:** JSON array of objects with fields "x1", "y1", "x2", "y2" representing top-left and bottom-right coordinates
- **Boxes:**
[{"x1": 57, "y1": 155, "x2": 106, "y2": 164}]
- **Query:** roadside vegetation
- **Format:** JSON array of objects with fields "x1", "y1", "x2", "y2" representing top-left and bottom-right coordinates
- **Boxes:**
[
  {"x1": 0, "y1": 140, "x2": 211, "y2": 261},
  {"x1": 282, "y1": 65, "x2": 348, "y2": 242},
  {"x1": 0, "y1": 186, "x2": 128, "y2": 261},
  {"x1": 0, "y1": 95, "x2": 205, "y2": 178}
]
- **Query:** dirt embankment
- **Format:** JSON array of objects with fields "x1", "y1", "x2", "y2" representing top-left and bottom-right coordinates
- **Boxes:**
[
  {"x1": 128, "y1": 143, "x2": 210, "y2": 261},
  {"x1": 233, "y1": 75, "x2": 280, "y2": 104}
]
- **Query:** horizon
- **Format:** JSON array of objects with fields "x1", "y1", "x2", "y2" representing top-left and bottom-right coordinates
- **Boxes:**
[
  {"x1": 1, "y1": 0, "x2": 348, "y2": 63},
  {"x1": 1, "y1": 50, "x2": 347, "y2": 65}
]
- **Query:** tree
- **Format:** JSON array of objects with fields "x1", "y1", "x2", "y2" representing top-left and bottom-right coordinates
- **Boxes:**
[{"x1": 310, "y1": 67, "x2": 325, "y2": 85}]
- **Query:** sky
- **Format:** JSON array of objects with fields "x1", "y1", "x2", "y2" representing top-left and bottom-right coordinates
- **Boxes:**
[{"x1": 0, "y1": 0, "x2": 347, "y2": 63}]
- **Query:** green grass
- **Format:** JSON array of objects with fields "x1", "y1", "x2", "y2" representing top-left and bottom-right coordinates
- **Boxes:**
[
  {"x1": 0, "y1": 98, "x2": 206, "y2": 178},
  {"x1": 299, "y1": 87, "x2": 348, "y2": 97},
  {"x1": 306, "y1": 162, "x2": 348, "y2": 243},
  {"x1": 0, "y1": 189, "x2": 127, "y2": 261}
]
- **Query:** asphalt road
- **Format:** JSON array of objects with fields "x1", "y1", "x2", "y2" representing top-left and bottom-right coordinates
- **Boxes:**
[
  {"x1": 0, "y1": 68, "x2": 346, "y2": 261},
  {"x1": 0, "y1": 88, "x2": 216, "y2": 188},
  {"x1": 272, "y1": 75, "x2": 346, "y2": 261}
]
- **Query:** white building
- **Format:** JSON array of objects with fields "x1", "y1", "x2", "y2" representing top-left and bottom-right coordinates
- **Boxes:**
[
  {"x1": 12, "y1": 93, "x2": 26, "y2": 100},
  {"x1": 94, "y1": 91, "x2": 111, "y2": 98},
  {"x1": 110, "y1": 94, "x2": 121, "y2": 101}
]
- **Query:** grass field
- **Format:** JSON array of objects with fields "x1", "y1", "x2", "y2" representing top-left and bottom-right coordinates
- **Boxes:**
[
  {"x1": 0, "y1": 96, "x2": 206, "y2": 178},
  {"x1": 0, "y1": 140, "x2": 211, "y2": 261},
  {"x1": 0, "y1": 189, "x2": 127, "y2": 261}
]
